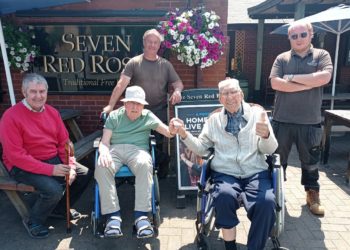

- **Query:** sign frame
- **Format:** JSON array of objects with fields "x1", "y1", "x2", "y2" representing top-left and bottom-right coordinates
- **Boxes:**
[{"x1": 174, "y1": 103, "x2": 222, "y2": 191}]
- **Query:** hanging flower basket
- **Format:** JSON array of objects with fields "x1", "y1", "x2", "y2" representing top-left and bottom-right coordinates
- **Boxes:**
[
  {"x1": 2, "y1": 21, "x2": 40, "y2": 72},
  {"x1": 157, "y1": 6, "x2": 225, "y2": 69}
]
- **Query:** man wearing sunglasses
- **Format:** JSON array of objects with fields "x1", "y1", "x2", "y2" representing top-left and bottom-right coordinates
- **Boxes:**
[{"x1": 269, "y1": 21, "x2": 333, "y2": 216}]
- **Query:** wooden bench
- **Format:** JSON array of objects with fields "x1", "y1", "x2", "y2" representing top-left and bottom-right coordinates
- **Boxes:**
[
  {"x1": 74, "y1": 130, "x2": 102, "y2": 161},
  {"x1": 0, "y1": 160, "x2": 33, "y2": 219},
  {"x1": 0, "y1": 129, "x2": 102, "y2": 220}
]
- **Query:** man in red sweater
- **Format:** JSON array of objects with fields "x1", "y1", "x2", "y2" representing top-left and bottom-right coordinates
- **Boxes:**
[{"x1": 0, "y1": 73, "x2": 92, "y2": 239}]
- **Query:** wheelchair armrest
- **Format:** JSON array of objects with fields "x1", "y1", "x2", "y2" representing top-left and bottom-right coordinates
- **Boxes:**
[
  {"x1": 202, "y1": 147, "x2": 214, "y2": 160},
  {"x1": 149, "y1": 134, "x2": 156, "y2": 146},
  {"x1": 266, "y1": 153, "x2": 281, "y2": 170}
]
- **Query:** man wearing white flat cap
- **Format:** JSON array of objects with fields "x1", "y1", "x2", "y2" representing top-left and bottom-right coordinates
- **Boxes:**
[{"x1": 95, "y1": 86, "x2": 176, "y2": 239}]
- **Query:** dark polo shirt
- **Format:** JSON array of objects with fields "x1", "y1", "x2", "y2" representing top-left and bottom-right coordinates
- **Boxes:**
[{"x1": 269, "y1": 46, "x2": 333, "y2": 124}]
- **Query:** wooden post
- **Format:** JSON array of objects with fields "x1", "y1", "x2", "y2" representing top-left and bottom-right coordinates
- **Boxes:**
[
  {"x1": 196, "y1": 65, "x2": 203, "y2": 88},
  {"x1": 65, "y1": 141, "x2": 74, "y2": 233}
]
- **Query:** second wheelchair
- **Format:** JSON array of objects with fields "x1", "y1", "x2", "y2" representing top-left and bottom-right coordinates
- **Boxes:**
[
  {"x1": 91, "y1": 135, "x2": 161, "y2": 239},
  {"x1": 195, "y1": 152, "x2": 286, "y2": 250}
]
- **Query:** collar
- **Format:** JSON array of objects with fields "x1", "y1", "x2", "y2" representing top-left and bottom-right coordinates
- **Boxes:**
[
  {"x1": 225, "y1": 105, "x2": 243, "y2": 117},
  {"x1": 291, "y1": 44, "x2": 314, "y2": 57},
  {"x1": 22, "y1": 99, "x2": 45, "y2": 112},
  {"x1": 220, "y1": 102, "x2": 250, "y2": 121}
]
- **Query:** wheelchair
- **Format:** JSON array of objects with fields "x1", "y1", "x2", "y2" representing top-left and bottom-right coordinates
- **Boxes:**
[
  {"x1": 195, "y1": 152, "x2": 286, "y2": 250},
  {"x1": 91, "y1": 134, "x2": 161, "y2": 238}
]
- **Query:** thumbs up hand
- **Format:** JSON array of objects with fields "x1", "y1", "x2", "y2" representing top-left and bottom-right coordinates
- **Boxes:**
[{"x1": 256, "y1": 111, "x2": 270, "y2": 139}]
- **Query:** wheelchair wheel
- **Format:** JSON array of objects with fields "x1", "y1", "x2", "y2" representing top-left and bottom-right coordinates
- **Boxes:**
[
  {"x1": 271, "y1": 167, "x2": 285, "y2": 237},
  {"x1": 91, "y1": 211, "x2": 99, "y2": 237},
  {"x1": 203, "y1": 196, "x2": 214, "y2": 235},
  {"x1": 152, "y1": 206, "x2": 161, "y2": 228},
  {"x1": 195, "y1": 233, "x2": 211, "y2": 250},
  {"x1": 153, "y1": 173, "x2": 160, "y2": 203}
]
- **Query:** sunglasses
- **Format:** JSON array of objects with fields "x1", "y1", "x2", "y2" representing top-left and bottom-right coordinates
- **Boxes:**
[{"x1": 289, "y1": 32, "x2": 308, "y2": 40}]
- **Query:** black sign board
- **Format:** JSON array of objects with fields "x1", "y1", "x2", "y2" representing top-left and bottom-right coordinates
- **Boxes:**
[
  {"x1": 31, "y1": 24, "x2": 154, "y2": 94},
  {"x1": 174, "y1": 88, "x2": 221, "y2": 190}
]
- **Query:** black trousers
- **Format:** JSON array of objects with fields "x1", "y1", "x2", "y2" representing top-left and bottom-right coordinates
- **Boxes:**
[{"x1": 272, "y1": 121, "x2": 322, "y2": 191}]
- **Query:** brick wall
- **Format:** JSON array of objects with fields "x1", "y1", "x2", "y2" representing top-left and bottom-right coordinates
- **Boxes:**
[{"x1": 0, "y1": 0, "x2": 228, "y2": 134}]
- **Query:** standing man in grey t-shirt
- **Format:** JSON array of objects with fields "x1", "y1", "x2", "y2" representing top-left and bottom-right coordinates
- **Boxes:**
[
  {"x1": 103, "y1": 29, "x2": 184, "y2": 178},
  {"x1": 269, "y1": 21, "x2": 333, "y2": 216}
]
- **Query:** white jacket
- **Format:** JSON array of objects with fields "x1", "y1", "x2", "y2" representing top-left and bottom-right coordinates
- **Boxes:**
[{"x1": 182, "y1": 101, "x2": 278, "y2": 178}]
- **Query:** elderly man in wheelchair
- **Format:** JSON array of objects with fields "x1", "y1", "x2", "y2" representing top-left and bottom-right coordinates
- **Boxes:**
[
  {"x1": 94, "y1": 86, "x2": 175, "y2": 239},
  {"x1": 170, "y1": 78, "x2": 279, "y2": 250}
]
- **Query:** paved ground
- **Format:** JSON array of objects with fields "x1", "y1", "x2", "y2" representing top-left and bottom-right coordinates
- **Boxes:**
[{"x1": 0, "y1": 132, "x2": 350, "y2": 250}]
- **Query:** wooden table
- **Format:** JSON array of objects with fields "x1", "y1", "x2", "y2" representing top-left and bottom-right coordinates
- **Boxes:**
[
  {"x1": 59, "y1": 109, "x2": 84, "y2": 142},
  {"x1": 321, "y1": 110, "x2": 350, "y2": 165}
]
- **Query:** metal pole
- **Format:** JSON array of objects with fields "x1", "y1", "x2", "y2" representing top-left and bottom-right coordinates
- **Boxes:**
[{"x1": 0, "y1": 19, "x2": 16, "y2": 106}]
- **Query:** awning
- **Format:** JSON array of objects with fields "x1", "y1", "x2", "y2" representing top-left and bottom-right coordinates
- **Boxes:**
[{"x1": 248, "y1": 0, "x2": 349, "y2": 19}]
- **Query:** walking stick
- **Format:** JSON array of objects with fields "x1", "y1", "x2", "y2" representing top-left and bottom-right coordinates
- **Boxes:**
[{"x1": 65, "y1": 141, "x2": 74, "y2": 233}]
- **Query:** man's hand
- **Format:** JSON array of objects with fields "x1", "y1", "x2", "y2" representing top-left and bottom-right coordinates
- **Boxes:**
[
  {"x1": 68, "y1": 169, "x2": 77, "y2": 185},
  {"x1": 256, "y1": 111, "x2": 270, "y2": 139},
  {"x1": 103, "y1": 105, "x2": 113, "y2": 113},
  {"x1": 52, "y1": 164, "x2": 71, "y2": 177},
  {"x1": 169, "y1": 89, "x2": 182, "y2": 105},
  {"x1": 98, "y1": 151, "x2": 113, "y2": 167},
  {"x1": 169, "y1": 118, "x2": 183, "y2": 134},
  {"x1": 169, "y1": 118, "x2": 188, "y2": 139}
]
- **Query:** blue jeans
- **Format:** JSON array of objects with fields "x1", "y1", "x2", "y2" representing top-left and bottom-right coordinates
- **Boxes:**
[
  {"x1": 211, "y1": 170, "x2": 276, "y2": 250},
  {"x1": 10, "y1": 156, "x2": 92, "y2": 225}
]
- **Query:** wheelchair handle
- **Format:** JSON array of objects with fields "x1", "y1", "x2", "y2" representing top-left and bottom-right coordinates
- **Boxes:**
[{"x1": 100, "y1": 111, "x2": 108, "y2": 125}]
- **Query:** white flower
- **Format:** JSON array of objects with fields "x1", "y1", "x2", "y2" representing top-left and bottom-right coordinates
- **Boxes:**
[
  {"x1": 210, "y1": 15, "x2": 218, "y2": 21},
  {"x1": 15, "y1": 63, "x2": 21, "y2": 68},
  {"x1": 201, "y1": 50, "x2": 208, "y2": 57},
  {"x1": 18, "y1": 42, "x2": 22, "y2": 47},
  {"x1": 10, "y1": 51, "x2": 15, "y2": 55},
  {"x1": 208, "y1": 23, "x2": 214, "y2": 29},
  {"x1": 15, "y1": 56, "x2": 22, "y2": 62},
  {"x1": 209, "y1": 37, "x2": 217, "y2": 44}
]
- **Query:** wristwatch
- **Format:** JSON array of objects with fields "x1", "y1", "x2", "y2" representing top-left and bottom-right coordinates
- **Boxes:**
[{"x1": 287, "y1": 74, "x2": 294, "y2": 82}]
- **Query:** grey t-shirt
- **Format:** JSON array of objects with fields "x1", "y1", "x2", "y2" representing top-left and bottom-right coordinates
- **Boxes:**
[
  {"x1": 122, "y1": 54, "x2": 180, "y2": 120},
  {"x1": 269, "y1": 47, "x2": 333, "y2": 124}
]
